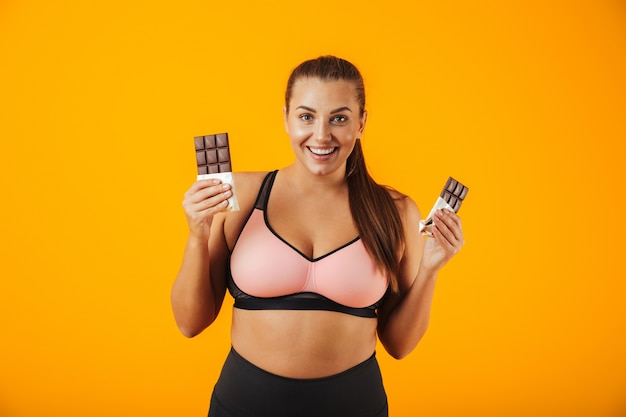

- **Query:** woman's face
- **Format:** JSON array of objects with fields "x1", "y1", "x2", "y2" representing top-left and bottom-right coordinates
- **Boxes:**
[{"x1": 284, "y1": 77, "x2": 366, "y2": 177}]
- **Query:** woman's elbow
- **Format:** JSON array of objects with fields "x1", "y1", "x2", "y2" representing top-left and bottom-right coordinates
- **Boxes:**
[
  {"x1": 386, "y1": 344, "x2": 414, "y2": 360},
  {"x1": 175, "y1": 318, "x2": 211, "y2": 338},
  {"x1": 171, "y1": 305, "x2": 215, "y2": 338},
  {"x1": 171, "y1": 295, "x2": 218, "y2": 338},
  {"x1": 179, "y1": 328, "x2": 202, "y2": 338},
  {"x1": 382, "y1": 325, "x2": 429, "y2": 359}
]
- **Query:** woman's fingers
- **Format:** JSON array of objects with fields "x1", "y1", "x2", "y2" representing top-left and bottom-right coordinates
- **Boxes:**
[
  {"x1": 188, "y1": 188, "x2": 231, "y2": 210},
  {"x1": 184, "y1": 181, "x2": 230, "y2": 211},
  {"x1": 181, "y1": 180, "x2": 233, "y2": 240},
  {"x1": 433, "y1": 209, "x2": 464, "y2": 253},
  {"x1": 184, "y1": 180, "x2": 230, "y2": 204}
]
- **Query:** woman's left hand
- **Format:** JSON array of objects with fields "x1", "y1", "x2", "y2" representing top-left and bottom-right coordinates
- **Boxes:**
[{"x1": 421, "y1": 209, "x2": 465, "y2": 273}]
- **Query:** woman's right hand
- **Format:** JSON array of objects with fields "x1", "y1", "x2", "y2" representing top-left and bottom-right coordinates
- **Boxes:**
[{"x1": 182, "y1": 179, "x2": 232, "y2": 242}]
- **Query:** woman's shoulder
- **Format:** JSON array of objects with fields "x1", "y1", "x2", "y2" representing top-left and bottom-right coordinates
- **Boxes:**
[
  {"x1": 232, "y1": 171, "x2": 271, "y2": 201},
  {"x1": 233, "y1": 170, "x2": 270, "y2": 184},
  {"x1": 384, "y1": 186, "x2": 422, "y2": 225}
]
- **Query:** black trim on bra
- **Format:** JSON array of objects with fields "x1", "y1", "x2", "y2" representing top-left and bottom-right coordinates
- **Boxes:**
[
  {"x1": 254, "y1": 170, "x2": 277, "y2": 210},
  {"x1": 259, "y1": 170, "x2": 362, "y2": 262},
  {"x1": 228, "y1": 275, "x2": 380, "y2": 319},
  {"x1": 233, "y1": 296, "x2": 378, "y2": 319}
]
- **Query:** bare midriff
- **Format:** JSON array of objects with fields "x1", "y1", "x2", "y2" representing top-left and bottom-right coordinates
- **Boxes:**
[{"x1": 230, "y1": 308, "x2": 378, "y2": 379}]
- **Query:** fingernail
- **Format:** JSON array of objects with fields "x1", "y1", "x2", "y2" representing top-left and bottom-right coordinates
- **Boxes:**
[{"x1": 222, "y1": 183, "x2": 231, "y2": 190}]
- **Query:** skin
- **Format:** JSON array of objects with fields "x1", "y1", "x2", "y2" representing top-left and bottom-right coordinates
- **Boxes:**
[{"x1": 171, "y1": 78, "x2": 464, "y2": 378}]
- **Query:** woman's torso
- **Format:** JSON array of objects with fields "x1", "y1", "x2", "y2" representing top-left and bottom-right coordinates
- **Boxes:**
[{"x1": 222, "y1": 169, "x2": 383, "y2": 378}]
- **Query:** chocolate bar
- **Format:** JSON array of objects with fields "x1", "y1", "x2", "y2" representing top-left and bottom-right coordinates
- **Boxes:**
[
  {"x1": 440, "y1": 177, "x2": 469, "y2": 213},
  {"x1": 194, "y1": 133, "x2": 232, "y2": 174},
  {"x1": 419, "y1": 177, "x2": 469, "y2": 237},
  {"x1": 194, "y1": 132, "x2": 240, "y2": 212}
]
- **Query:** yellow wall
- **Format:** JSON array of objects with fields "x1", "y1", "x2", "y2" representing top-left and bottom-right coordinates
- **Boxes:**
[{"x1": 1, "y1": 1, "x2": 625, "y2": 416}]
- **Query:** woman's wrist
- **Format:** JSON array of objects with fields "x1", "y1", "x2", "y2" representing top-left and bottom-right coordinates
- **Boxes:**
[
  {"x1": 417, "y1": 262, "x2": 439, "y2": 283},
  {"x1": 186, "y1": 233, "x2": 210, "y2": 249}
]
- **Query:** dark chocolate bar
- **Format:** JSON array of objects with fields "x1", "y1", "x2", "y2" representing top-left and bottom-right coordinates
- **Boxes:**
[
  {"x1": 194, "y1": 133, "x2": 232, "y2": 174},
  {"x1": 419, "y1": 176, "x2": 469, "y2": 236},
  {"x1": 440, "y1": 177, "x2": 469, "y2": 212}
]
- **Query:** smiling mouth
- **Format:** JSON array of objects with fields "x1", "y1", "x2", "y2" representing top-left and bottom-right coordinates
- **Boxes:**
[{"x1": 307, "y1": 147, "x2": 337, "y2": 156}]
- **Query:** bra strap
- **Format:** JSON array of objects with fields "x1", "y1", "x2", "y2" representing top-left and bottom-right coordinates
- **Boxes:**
[{"x1": 253, "y1": 170, "x2": 278, "y2": 210}]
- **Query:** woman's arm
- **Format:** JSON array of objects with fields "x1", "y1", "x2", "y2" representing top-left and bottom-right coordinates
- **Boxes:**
[
  {"x1": 377, "y1": 197, "x2": 464, "y2": 358},
  {"x1": 170, "y1": 179, "x2": 233, "y2": 338}
]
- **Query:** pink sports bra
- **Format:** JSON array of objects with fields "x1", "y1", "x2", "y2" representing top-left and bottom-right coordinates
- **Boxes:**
[{"x1": 228, "y1": 170, "x2": 389, "y2": 318}]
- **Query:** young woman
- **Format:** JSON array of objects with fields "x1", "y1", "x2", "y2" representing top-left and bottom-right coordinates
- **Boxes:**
[{"x1": 171, "y1": 55, "x2": 464, "y2": 417}]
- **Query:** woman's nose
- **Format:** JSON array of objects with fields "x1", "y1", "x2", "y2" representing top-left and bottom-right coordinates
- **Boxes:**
[{"x1": 315, "y1": 121, "x2": 331, "y2": 141}]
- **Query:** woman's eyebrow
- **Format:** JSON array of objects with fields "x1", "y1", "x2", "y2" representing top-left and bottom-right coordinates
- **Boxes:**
[
  {"x1": 295, "y1": 105, "x2": 316, "y2": 112},
  {"x1": 294, "y1": 105, "x2": 353, "y2": 114},
  {"x1": 331, "y1": 106, "x2": 352, "y2": 114}
]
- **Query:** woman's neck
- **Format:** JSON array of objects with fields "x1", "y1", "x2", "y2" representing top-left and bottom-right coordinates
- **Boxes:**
[{"x1": 281, "y1": 163, "x2": 348, "y2": 194}]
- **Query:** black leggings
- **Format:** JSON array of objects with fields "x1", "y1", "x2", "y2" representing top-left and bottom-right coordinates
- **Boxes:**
[{"x1": 208, "y1": 347, "x2": 388, "y2": 417}]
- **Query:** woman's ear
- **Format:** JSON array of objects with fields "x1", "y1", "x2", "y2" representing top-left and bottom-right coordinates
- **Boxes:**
[
  {"x1": 283, "y1": 106, "x2": 289, "y2": 134},
  {"x1": 357, "y1": 110, "x2": 368, "y2": 138}
]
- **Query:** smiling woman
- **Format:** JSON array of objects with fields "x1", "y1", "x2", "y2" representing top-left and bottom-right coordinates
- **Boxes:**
[
  {"x1": 171, "y1": 56, "x2": 465, "y2": 417},
  {"x1": 285, "y1": 78, "x2": 363, "y2": 176}
]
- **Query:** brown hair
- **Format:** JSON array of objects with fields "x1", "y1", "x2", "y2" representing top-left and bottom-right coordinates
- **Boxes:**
[{"x1": 285, "y1": 56, "x2": 404, "y2": 293}]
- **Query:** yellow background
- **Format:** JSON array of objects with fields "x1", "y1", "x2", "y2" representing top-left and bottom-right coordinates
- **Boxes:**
[{"x1": 1, "y1": 1, "x2": 625, "y2": 416}]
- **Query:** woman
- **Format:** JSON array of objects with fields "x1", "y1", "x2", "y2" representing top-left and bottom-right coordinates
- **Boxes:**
[{"x1": 171, "y1": 56, "x2": 464, "y2": 417}]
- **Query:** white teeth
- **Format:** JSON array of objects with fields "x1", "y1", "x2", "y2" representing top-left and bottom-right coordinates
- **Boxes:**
[{"x1": 308, "y1": 147, "x2": 335, "y2": 155}]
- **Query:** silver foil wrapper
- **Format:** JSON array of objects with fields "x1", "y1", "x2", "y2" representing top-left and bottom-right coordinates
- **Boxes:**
[
  {"x1": 419, "y1": 197, "x2": 454, "y2": 237},
  {"x1": 197, "y1": 172, "x2": 240, "y2": 212}
]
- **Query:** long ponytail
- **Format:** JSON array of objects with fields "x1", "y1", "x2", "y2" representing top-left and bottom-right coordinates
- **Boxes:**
[{"x1": 346, "y1": 140, "x2": 403, "y2": 293}]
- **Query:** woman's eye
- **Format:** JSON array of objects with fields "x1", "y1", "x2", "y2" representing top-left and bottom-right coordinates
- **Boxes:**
[
  {"x1": 331, "y1": 115, "x2": 347, "y2": 123},
  {"x1": 299, "y1": 114, "x2": 313, "y2": 121}
]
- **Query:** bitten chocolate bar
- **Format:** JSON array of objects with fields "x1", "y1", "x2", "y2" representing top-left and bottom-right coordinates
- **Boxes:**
[
  {"x1": 194, "y1": 132, "x2": 239, "y2": 212},
  {"x1": 419, "y1": 177, "x2": 469, "y2": 237},
  {"x1": 195, "y1": 133, "x2": 232, "y2": 174}
]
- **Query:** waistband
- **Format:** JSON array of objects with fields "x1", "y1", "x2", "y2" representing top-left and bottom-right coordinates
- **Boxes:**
[
  {"x1": 231, "y1": 346, "x2": 377, "y2": 381},
  {"x1": 212, "y1": 347, "x2": 388, "y2": 417}
]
